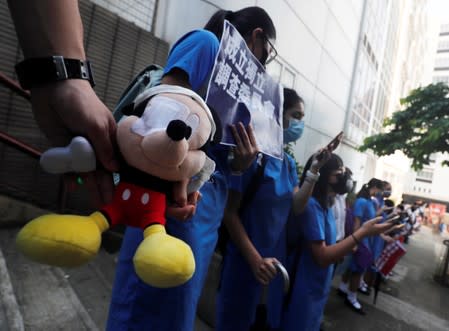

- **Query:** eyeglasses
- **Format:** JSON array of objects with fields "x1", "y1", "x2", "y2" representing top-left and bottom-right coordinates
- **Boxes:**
[{"x1": 262, "y1": 33, "x2": 278, "y2": 65}]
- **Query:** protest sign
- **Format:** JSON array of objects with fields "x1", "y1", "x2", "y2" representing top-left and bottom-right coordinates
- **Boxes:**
[{"x1": 205, "y1": 20, "x2": 283, "y2": 159}]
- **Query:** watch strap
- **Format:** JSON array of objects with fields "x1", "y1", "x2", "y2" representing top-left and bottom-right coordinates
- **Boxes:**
[{"x1": 15, "y1": 56, "x2": 95, "y2": 90}]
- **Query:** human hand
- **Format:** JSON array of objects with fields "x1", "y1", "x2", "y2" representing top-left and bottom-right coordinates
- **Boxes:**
[
  {"x1": 229, "y1": 122, "x2": 259, "y2": 172},
  {"x1": 250, "y1": 256, "x2": 279, "y2": 285},
  {"x1": 359, "y1": 216, "x2": 394, "y2": 237},
  {"x1": 31, "y1": 80, "x2": 119, "y2": 205},
  {"x1": 381, "y1": 234, "x2": 395, "y2": 244},
  {"x1": 167, "y1": 190, "x2": 201, "y2": 221},
  {"x1": 30, "y1": 79, "x2": 119, "y2": 171},
  {"x1": 310, "y1": 148, "x2": 331, "y2": 171}
]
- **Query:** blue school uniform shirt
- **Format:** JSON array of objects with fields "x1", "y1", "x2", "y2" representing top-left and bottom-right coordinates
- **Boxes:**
[
  {"x1": 348, "y1": 196, "x2": 377, "y2": 273},
  {"x1": 282, "y1": 197, "x2": 336, "y2": 331},
  {"x1": 353, "y1": 197, "x2": 376, "y2": 224},
  {"x1": 106, "y1": 29, "x2": 224, "y2": 331},
  {"x1": 353, "y1": 197, "x2": 376, "y2": 248},
  {"x1": 216, "y1": 153, "x2": 298, "y2": 331},
  {"x1": 164, "y1": 29, "x2": 219, "y2": 91}
]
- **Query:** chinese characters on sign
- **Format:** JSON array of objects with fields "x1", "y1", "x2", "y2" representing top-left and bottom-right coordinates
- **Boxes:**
[{"x1": 205, "y1": 20, "x2": 283, "y2": 159}]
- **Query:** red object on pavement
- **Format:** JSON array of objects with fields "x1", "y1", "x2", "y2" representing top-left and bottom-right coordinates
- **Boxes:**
[
  {"x1": 375, "y1": 240, "x2": 407, "y2": 277},
  {"x1": 429, "y1": 203, "x2": 447, "y2": 218}
]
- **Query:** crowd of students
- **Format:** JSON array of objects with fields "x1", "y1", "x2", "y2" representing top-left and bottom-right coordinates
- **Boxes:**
[
  {"x1": 104, "y1": 8, "x2": 399, "y2": 330},
  {"x1": 7, "y1": 2, "x2": 405, "y2": 330}
]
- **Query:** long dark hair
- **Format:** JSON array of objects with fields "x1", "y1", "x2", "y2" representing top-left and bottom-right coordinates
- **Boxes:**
[
  {"x1": 204, "y1": 7, "x2": 276, "y2": 41},
  {"x1": 300, "y1": 153, "x2": 343, "y2": 209},
  {"x1": 283, "y1": 87, "x2": 304, "y2": 111},
  {"x1": 356, "y1": 178, "x2": 383, "y2": 199}
]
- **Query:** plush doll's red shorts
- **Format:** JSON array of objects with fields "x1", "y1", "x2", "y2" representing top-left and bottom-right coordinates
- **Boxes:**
[{"x1": 100, "y1": 181, "x2": 166, "y2": 229}]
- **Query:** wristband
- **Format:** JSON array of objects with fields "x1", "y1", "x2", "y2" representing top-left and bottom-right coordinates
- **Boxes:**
[
  {"x1": 15, "y1": 56, "x2": 95, "y2": 89},
  {"x1": 305, "y1": 169, "x2": 320, "y2": 182}
]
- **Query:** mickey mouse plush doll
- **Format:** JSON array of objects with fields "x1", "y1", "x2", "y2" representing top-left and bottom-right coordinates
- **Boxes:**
[{"x1": 16, "y1": 85, "x2": 219, "y2": 288}]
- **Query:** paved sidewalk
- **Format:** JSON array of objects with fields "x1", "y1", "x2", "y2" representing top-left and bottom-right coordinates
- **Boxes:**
[
  {"x1": 323, "y1": 226, "x2": 449, "y2": 331},
  {"x1": 1, "y1": 195, "x2": 448, "y2": 330}
]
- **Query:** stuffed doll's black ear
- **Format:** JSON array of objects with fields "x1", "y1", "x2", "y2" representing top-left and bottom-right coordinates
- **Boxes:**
[{"x1": 207, "y1": 104, "x2": 222, "y2": 144}]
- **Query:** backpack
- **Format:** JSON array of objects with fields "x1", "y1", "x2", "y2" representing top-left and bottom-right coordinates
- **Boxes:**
[{"x1": 113, "y1": 64, "x2": 164, "y2": 122}]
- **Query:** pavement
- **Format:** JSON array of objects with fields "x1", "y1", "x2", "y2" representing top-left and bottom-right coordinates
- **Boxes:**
[
  {"x1": 0, "y1": 195, "x2": 449, "y2": 330},
  {"x1": 323, "y1": 226, "x2": 449, "y2": 331}
]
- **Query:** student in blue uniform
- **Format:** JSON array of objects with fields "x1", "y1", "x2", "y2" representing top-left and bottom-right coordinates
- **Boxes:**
[
  {"x1": 106, "y1": 7, "x2": 279, "y2": 331},
  {"x1": 216, "y1": 88, "x2": 332, "y2": 331},
  {"x1": 361, "y1": 180, "x2": 395, "y2": 294},
  {"x1": 281, "y1": 156, "x2": 394, "y2": 331},
  {"x1": 337, "y1": 178, "x2": 385, "y2": 314}
]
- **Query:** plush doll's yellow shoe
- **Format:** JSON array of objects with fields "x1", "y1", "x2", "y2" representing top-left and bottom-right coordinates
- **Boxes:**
[
  {"x1": 133, "y1": 224, "x2": 195, "y2": 288},
  {"x1": 16, "y1": 211, "x2": 109, "y2": 267}
]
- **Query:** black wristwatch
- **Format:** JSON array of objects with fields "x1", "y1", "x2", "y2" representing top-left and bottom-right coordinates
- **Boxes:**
[{"x1": 15, "y1": 56, "x2": 95, "y2": 90}]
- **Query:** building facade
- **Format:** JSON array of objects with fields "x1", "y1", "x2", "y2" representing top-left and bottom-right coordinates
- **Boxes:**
[
  {"x1": 373, "y1": 0, "x2": 434, "y2": 202},
  {"x1": 151, "y1": 0, "x2": 434, "y2": 191},
  {"x1": 402, "y1": 22, "x2": 449, "y2": 203},
  {"x1": 1, "y1": 0, "x2": 437, "y2": 208},
  {"x1": 89, "y1": 0, "x2": 439, "y2": 193}
]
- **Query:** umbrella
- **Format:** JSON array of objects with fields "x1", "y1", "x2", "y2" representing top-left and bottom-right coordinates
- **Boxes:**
[
  {"x1": 373, "y1": 272, "x2": 382, "y2": 305},
  {"x1": 250, "y1": 262, "x2": 289, "y2": 331}
]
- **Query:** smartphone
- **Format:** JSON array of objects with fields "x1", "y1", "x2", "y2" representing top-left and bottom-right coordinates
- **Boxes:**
[
  {"x1": 386, "y1": 215, "x2": 401, "y2": 225},
  {"x1": 317, "y1": 131, "x2": 344, "y2": 161},
  {"x1": 327, "y1": 131, "x2": 344, "y2": 152}
]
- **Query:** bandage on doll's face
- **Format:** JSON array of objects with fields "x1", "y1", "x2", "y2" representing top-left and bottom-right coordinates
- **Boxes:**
[{"x1": 117, "y1": 93, "x2": 213, "y2": 181}]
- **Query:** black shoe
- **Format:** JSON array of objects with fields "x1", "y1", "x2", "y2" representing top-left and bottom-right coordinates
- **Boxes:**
[
  {"x1": 337, "y1": 288, "x2": 347, "y2": 298},
  {"x1": 344, "y1": 297, "x2": 366, "y2": 315},
  {"x1": 358, "y1": 286, "x2": 371, "y2": 296}
]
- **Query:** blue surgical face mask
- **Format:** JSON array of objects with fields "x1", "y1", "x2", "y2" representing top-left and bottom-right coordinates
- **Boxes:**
[{"x1": 283, "y1": 119, "x2": 304, "y2": 144}]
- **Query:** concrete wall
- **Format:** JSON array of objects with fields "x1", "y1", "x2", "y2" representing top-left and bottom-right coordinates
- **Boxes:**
[{"x1": 0, "y1": 0, "x2": 169, "y2": 212}]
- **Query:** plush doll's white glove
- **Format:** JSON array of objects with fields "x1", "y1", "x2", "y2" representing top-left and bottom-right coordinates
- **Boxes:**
[{"x1": 40, "y1": 136, "x2": 96, "y2": 174}]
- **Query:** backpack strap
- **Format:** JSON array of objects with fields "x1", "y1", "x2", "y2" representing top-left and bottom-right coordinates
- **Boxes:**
[
  {"x1": 113, "y1": 64, "x2": 164, "y2": 122},
  {"x1": 239, "y1": 154, "x2": 267, "y2": 214},
  {"x1": 216, "y1": 154, "x2": 267, "y2": 257}
]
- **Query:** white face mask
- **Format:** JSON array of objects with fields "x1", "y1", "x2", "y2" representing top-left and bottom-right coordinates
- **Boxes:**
[{"x1": 131, "y1": 95, "x2": 199, "y2": 137}]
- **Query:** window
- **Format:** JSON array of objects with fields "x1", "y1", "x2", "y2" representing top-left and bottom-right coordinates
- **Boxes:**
[
  {"x1": 416, "y1": 168, "x2": 434, "y2": 183},
  {"x1": 433, "y1": 76, "x2": 449, "y2": 84},
  {"x1": 266, "y1": 59, "x2": 282, "y2": 83},
  {"x1": 437, "y1": 39, "x2": 449, "y2": 51},
  {"x1": 266, "y1": 59, "x2": 297, "y2": 89},
  {"x1": 441, "y1": 23, "x2": 449, "y2": 34},
  {"x1": 435, "y1": 57, "x2": 449, "y2": 69}
]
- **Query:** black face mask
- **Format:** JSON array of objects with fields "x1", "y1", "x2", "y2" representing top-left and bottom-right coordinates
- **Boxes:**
[{"x1": 331, "y1": 172, "x2": 354, "y2": 195}]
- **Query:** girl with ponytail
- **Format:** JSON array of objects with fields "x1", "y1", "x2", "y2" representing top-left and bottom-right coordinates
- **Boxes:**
[{"x1": 337, "y1": 178, "x2": 384, "y2": 314}]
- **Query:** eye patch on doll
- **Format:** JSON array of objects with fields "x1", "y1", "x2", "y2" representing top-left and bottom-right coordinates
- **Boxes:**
[{"x1": 131, "y1": 95, "x2": 199, "y2": 137}]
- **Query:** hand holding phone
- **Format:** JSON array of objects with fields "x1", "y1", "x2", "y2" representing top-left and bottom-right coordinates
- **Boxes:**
[
  {"x1": 326, "y1": 131, "x2": 344, "y2": 152},
  {"x1": 386, "y1": 215, "x2": 401, "y2": 225},
  {"x1": 316, "y1": 131, "x2": 344, "y2": 161}
]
